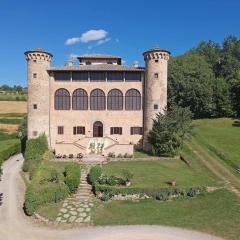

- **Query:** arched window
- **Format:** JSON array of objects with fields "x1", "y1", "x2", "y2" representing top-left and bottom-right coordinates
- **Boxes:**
[
  {"x1": 72, "y1": 89, "x2": 88, "y2": 110},
  {"x1": 107, "y1": 89, "x2": 123, "y2": 110},
  {"x1": 54, "y1": 88, "x2": 70, "y2": 110},
  {"x1": 125, "y1": 89, "x2": 141, "y2": 110},
  {"x1": 90, "y1": 89, "x2": 105, "y2": 110}
]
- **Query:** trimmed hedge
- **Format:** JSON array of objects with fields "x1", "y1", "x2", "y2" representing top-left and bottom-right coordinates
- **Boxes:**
[
  {"x1": 88, "y1": 165, "x2": 102, "y2": 185},
  {"x1": 23, "y1": 134, "x2": 48, "y2": 178},
  {"x1": 24, "y1": 181, "x2": 69, "y2": 215},
  {"x1": 0, "y1": 139, "x2": 21, "y2": 176},
  {"x1": 64, "y1": 164, "x2": 80, "y2": 194},
  {"x1": 94, "y1": 184, "x2": 206, "y2": 201}
]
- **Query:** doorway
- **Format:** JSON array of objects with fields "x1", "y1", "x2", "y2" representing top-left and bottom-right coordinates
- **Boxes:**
[{"x1": 93, "y1": 121, "x2": 103, "y2": 137}]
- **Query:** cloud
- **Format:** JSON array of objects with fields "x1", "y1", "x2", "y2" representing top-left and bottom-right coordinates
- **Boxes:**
[
  {"x1": 80, "y1": 29, "x2": 108, "y2": 43},
  {"x1": 65, "y1": 29, "x2": 108, "y2": 45},
  {"x1": 97, "y1": 38, "x2": 111, "y2": 45},
  {"x1": 65, "y1": 37, "x2": 81, "y2": 45}
]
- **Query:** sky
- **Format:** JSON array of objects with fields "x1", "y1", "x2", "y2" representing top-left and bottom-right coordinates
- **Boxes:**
[{"x1": 0, "y1": 0, "x2": 240, "y2": 86}]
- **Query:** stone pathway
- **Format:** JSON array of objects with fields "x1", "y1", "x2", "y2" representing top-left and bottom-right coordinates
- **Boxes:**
[{"x1": 56, "y1": 166, "x2": 94, "y2": 224}]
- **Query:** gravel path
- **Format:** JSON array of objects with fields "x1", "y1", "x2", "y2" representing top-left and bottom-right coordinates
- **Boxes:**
[{"x1": 0, "y1": 154, "x2": 223, "y2": 240}]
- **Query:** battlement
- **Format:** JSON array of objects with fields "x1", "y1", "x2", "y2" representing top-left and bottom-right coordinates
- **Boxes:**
[{"x1": 24, "y1": 48, "x2": 52, "y2": 62}]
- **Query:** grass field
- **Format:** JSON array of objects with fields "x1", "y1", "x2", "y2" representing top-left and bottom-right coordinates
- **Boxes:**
[
  {"x1": 192, "y1": 118, "x2": 240, "y2": 171},
  {"x1": 92, "y1": 189, "x2": 240, "y2": 240},
  {"x1": 101, "y1": 157, "x2": 220, "y2": 189}
]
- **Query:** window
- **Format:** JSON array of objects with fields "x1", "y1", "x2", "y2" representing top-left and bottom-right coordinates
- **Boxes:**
[
  {"x1": 90, "y1": 89, "x2": 105, "y2": 110},
  {"x1": 33, "y1": 73, "x2": 37, "y2": 78},
  {"x1": 58, "y1": 126, "x2": 64, "y2": 135},
  {"x1": 54, "y1": 71, "x2": 71, "y2": 81},
  {"x1": 33, "y1": 131, "x2": 38, "y2": 136},
  {"x1": 73, "y1": 126, "x2": 85, "y2": 135},
  {"x1": 125, "y1": 72, "x2": 141, "y2": 82},
  {"x1": 154, "y1": 73, "x2": 159, "y2": 78},
  {"x1": 107, "y1": 89, "x2": 123, "y2": 110},
  {"x1": 72, "y1": 89, "x2": 88, "y2": 110},
  {"x1": 155, "y1": 59, "x2": 159, "y2": 63},
  {"x1": 33, "y1": 104, "x2": 37, "y2": 109},
  {"x1": 107, "y1": 72, "x2": 124, "y2": 81},
  {"x1": 72, "y1": 71, "x2": 88, "y2": 82},
  {"x1": 125, "y1": 89, "x2": 141, "y2": 110},
  {"x1": 107, "y1": 61, "x2": 113, "y2": 64},
  {"x1": 110, "y1": 127, "x2": 122, "y2": 135},
  {"x1": 130, "y1": 127, "x2": 142, "y2": 135},
  {"x1": 90, "y1": 71, "x2": 106, "y2": 82},
  {"x1": 154, "y1": 104, "x2": 158, "y2": 110},
  {"x1": 54, "y1": 88, "x2": 70, "y2": 110},
  {"x1": 33, "y1": 59, "x2": 37, "y2": 63},
  {"x1": 86, "y1": 61, "x2": 92, "y2": 65}
]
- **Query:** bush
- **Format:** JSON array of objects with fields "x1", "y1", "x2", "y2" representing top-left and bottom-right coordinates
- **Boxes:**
[
  {"x1": 88, "y1": 165, "x2": 102, "y2": 185},
  {"x1": 107, "y1": 152, "x2": 115, "y2": 158},
  {"x1": 24, "y1": 182, "x2": 69, "y2": 215},
  {"x1": 23, "y1": 135, "x2": 48, "y2": 178},
  {"x1": 64, "y1": 164, "x2": 80, "y2": 194},
  {"x1": 94, "y1": 184, "x2": 206, "y2": 201},
  {"x1": 0, "y1": 139, "x2": 21, "y2": 176}
]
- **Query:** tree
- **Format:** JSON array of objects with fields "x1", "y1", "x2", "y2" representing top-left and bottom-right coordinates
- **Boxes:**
[
  {"x1": 148, "y1": 106, "x2": 192, "y2": 157},
  {"x1": 212, "y1": 77, "x2": 233, "y2": 117},
  {"x1": 168, "y1": 53, "x2": 215, "y2": 118},
  {"x1": 229, "y1": 71, "x2": 240, "y2": 117}
]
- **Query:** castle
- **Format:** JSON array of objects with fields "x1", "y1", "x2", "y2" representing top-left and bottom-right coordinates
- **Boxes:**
[{"x1": 24, "y1": 47, "x2": 170, "y2": 156}]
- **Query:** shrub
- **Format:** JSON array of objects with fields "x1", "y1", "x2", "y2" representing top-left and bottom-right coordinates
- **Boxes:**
[
  {"x1": 77, "y1": 153, "x2": 83, "y2": 159},
  {"x1": 23, "y1": 135, "x2": 48, "y2": 178},
  {"x1": 107, "y1": 152, "x2": 115, "y2": 158},
  {"x1": 122, "y1": 169, "x2": 133, "y2": 182},
  {"x1": 68, "y1": 154, "x2": 74, "y2": 159},
  {"x1": 0, "y1": 139, "x2": 21, "y2": 177},
  {"x1": 24, "y1": 182, "x2": 69, "y2": 215},
  {"x1": 94, "y1": 184, "x2": 206, "y2": 201},
  {"x1": 64, "y1": 164, "x2": 80, "y2": 194},
  {"x1": 88, "y1": 165, "x2": 102, "y2": 185}
]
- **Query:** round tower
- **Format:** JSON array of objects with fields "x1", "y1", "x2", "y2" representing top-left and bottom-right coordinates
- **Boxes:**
[
  {"x1": 24, "y1": 48, "x2": 52, "y2": 140},
  {"x1": 142, "y1": 47, "x2": 170, "y2": 151}
]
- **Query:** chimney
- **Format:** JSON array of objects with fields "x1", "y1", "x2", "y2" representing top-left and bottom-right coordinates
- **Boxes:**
[{"x1": 133, "y1": 60, "x2": 139, "y2": 68}]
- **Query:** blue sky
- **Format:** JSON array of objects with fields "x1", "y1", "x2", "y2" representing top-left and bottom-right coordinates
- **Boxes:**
[{"x1": 0, "y1": 0, "x2": 240, "y2": 86}]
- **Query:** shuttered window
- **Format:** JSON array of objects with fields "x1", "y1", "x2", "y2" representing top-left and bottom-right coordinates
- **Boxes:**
[
  {"x1": 73, "y1": 126, "x2": 85, "y2": 135},
  {"x1": 110, "y1": 127, "x2": 122, "y2": 135},
  {"x1": 130, "y1": 127, "x2": 142, "y2": 135},
  {"x1": 54, "y1": 72, "x2": 71, "y2": 81}
]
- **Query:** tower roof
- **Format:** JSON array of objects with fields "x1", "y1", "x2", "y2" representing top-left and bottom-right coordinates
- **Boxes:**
[
  {"x1": 24, "y1": 48, "x2": 53, "y2": 57},
  {"x1": 143, "y1": 47, "x2": 171, "y2": 56}
]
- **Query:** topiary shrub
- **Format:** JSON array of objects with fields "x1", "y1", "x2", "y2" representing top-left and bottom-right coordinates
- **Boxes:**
[{"x1": 64, "y1": 164, "x2": 80, "y2": 194}]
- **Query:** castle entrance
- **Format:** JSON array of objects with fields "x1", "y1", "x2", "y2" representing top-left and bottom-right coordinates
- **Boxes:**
[{"x1": 93, "y1": 121, "x2": 103, "y2": 137}]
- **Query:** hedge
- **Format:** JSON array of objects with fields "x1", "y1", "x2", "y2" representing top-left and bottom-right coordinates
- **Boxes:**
[
  {"x1": 88, "y1": 165, "x2": 102, "y2": 185},
  {"x1": 24, "y1": 181, "x2": 69, "y2": 215},
  {"x1": 23, "y1": 134, "x2": 48, "y2": 178},
  {"x1": 94, "y1": 184, "x2": 206, "y2": 201},
  {"x1": 24, "y1": 155, "x2": 81, "y2": 215},
  {"x1": 64, "y1": 164, "x2": 80, "y2": 194},
  {"x1": 0, "y1": 139, "x2": 21, "y2": 176}
]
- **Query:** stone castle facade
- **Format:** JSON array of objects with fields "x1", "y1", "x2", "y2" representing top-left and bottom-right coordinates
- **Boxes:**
[{"x1": 24, "y1": 47, "x2": 170, "y2": 156}]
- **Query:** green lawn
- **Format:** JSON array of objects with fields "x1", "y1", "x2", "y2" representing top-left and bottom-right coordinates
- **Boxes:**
[
  {"x1": 192, "y1": 118, "x2": 240, "y2": 170},
  {"x1": 92, "y1": 189, "x2": 240, "y2": 240},
  {"x1": 101, "y1": 156, "x2": 220, "y2": 189},
  {"x1": 36, "y1": 201, "x2": 63, "y2": 221}
]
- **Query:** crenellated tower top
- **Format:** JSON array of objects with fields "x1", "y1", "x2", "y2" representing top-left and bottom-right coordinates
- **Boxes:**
[
  {"x1": 24, "y1": 48, "x2": 52, "y2": 62},
  {"x1": 143, "y1": 47, "x2": 170, "y2": 61}
]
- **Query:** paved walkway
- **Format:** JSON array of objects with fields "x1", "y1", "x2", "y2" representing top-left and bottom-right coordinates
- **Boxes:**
[
  {"x1": 56, "y1": 166, "x2": 94, "y2": 224},
  {"x1": 0, "y1": 154, "x2": 223, "y2": 240}
]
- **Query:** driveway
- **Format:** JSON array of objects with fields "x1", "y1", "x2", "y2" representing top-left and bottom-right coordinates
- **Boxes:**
[{"x1": 0, "y1": 154, "x2": 223, "y2": 240}]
